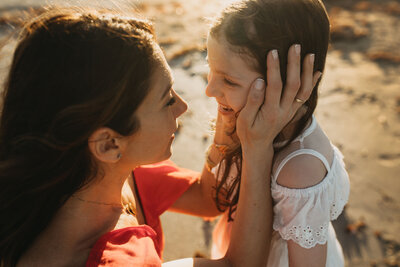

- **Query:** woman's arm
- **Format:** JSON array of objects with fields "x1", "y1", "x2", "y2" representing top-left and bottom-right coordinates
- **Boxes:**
[
  {"x1": 168, "y1": 165, "x2": 223, "y2": 218},
  {"x1": 169, "y1": 99, "x2": 239, "y2": 218}
]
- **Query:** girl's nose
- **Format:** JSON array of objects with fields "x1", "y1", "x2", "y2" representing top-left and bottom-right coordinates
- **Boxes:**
[{"x1": 205, "y1": 72, "x2": 222, "y2": 98}]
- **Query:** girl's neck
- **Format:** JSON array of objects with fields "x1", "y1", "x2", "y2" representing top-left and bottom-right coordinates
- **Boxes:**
[{"x1": 276, "y1": 107, "x2": 309, "y2": 143}]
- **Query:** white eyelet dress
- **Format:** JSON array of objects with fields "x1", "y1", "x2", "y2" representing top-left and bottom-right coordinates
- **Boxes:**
[{"x1": 211, "y1": 116, "x2": 350, "y2": 267}]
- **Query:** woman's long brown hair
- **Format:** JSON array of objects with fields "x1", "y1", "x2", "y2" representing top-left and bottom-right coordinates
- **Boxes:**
[
  {"x1": 0, "y1": 8, "x2": 158, "y2": 266},
  {"x1": 210, "y1": 0, "x2": 330, "y2": 221}
]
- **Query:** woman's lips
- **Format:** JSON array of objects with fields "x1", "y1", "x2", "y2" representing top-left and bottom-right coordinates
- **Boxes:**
[
  {"x1": 168, "y1": 134, "x2": 175, "y2": 147},
  {"x1": 218, "y1": 103, "x2": 234, "y2": 115}
]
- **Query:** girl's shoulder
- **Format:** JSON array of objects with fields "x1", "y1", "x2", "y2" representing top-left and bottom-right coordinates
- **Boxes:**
[
  {"x1": 272, "y1": 117, "x2": 337, "y2": 191},
  {"x1": 274, "y1": 150, "x2": 329, "y2": 189}
]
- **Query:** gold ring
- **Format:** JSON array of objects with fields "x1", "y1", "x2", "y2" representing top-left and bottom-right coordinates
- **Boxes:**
[{"x1": 295, "y1": 98, "x2": 305, "y2": 103}]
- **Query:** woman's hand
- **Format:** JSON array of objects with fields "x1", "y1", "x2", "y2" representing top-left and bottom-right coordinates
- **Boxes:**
[{"x1": 236, "y1": 45, "x2": 321, "y2": 156}]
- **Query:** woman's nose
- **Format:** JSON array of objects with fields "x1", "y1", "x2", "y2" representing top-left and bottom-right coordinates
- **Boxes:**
[{"x1": 173, "y1": 93, "x2": 188, "y2": 118}]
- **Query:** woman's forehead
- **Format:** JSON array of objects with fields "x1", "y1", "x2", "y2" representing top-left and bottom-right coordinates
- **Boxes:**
[{"x1": 136, "y1": 57, "x2": 173, "y2": 114}]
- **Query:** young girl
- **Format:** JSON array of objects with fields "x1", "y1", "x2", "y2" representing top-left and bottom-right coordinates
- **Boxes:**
[{"x1": 205, "y1": 0, "x2": 350, "y2": 266}]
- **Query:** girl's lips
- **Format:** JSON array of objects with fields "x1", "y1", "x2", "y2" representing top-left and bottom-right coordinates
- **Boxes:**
[{"x1": 218, "y1": 103, "x2": 234, "y2": 116}]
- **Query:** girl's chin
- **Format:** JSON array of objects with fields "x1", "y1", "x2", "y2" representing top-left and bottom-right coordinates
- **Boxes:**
[
  {"x1": 218, "y1": 106, "x2": 236, "y2": 116},
  {"x1": 218, "y1": 110, "x2": 238, "y2": 121}
]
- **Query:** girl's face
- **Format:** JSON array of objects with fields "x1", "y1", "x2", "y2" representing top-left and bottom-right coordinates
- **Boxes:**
[
  {"x1": 124, "y1": 47, "x2": 188, "y2": 165},
  {"x1": 206, "y1": 35, "x2": 261, "y2": 117}
]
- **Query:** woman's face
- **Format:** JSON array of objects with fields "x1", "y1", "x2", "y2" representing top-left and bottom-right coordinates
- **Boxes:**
[
  {"x1": 206, "y1": 35, "x2": 261, "y2": 117},
  {"x1": 124, "y1": 47, "x2": 187, "y2": 165}
]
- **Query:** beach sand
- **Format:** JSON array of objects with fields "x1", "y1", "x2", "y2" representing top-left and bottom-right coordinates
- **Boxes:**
[{"x1": 1, "y1": 0, "x2": 399, "y2": 266}]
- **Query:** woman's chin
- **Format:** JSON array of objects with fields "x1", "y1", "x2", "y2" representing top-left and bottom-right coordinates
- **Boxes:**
[
  {"x1": 164, "y1": 149, "x2": 173, "y2": 160},
  {"x1": 139, "y1": 147, "x2": 172, "y2": 166},
  {"x1": 160, "y1": 144, "x2": 173, "y2": 162}
]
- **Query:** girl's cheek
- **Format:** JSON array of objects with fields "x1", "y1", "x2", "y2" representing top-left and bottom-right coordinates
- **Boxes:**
[{"x1": 229, "y1": 94, "x2": 247, "y2": 113}]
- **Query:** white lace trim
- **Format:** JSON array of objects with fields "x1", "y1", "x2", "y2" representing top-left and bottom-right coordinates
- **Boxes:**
[{"x1": 278, "y1": 222, "x2": 329, "y2": 248}]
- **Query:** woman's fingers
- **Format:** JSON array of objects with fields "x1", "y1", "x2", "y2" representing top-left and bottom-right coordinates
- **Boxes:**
[
  {"x1": 238, "y1": 78, "x2": 266, "y2": 128},
  {"x1": 312, "y1": 71, "x2": 323, "y2": 88},
  {"x1": 281, "y1": 44, "x2": 301, "y2": 108},
  {"x1": 264, "y1": 49, "x2": 282, "y2": 111},
  {"x1": 292, "y1": 54, "x2": 317, "y2": 109}
]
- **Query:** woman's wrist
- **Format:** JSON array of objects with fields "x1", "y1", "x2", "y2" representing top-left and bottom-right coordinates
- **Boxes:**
[{"x1": 242, "y1": 144, "x2": 274, "y2": 166}]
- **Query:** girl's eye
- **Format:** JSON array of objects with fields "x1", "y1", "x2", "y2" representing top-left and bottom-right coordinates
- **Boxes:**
[
  {"x1": 223, "y1": 78, "x2": 237, "y2": 86},
  {"x1": 166, "y1": 96, "x2": 176, "y2": 106}
]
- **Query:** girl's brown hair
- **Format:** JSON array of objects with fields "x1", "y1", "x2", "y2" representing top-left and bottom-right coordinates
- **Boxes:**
[
  {"x1": 210, "y1": 0, "x2": 330, "y2": 221},
  {"x1": 0, "y1": 8, "x2": 158, "y2": 266}
]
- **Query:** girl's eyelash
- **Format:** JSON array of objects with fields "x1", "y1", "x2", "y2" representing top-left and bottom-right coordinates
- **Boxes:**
[
  {"x1": 166, "y1": 96, "x2": 176, "y2": 106},
  {"x1": 224, "y1": 78, "x2": 237, "y2": 86}
]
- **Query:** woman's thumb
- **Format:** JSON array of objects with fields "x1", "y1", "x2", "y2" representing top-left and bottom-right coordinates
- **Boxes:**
[{"x1": 239, "y1": 78, "x2": 265, "y2": 125}]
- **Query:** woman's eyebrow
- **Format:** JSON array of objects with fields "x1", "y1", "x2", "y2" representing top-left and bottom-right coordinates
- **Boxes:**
[{"x1": 160, "y1": 80, "x2": 174, "y2": 101}]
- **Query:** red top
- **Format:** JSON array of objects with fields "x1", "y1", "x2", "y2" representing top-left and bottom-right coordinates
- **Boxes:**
[{"x1": 86, "y1": 160, "x2": 199, "y2": 267}]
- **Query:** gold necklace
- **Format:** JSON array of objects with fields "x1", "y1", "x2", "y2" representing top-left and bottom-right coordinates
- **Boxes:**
[
  {"x1": 72, "y1": 196, "x2": 137, "y2": 217},
  {"x1": 123, "y1": 202, "x2": 137, "y2": 217}
]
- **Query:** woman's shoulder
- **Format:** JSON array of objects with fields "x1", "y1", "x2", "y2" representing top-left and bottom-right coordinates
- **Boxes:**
[{"x1": 133, "y1": 160, "x2": 199, "y2": 217}]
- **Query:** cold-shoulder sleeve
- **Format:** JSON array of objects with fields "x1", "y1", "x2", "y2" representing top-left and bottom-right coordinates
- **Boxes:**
[{"x1": 271, "y1": 146, "x2": 350, "y2": 248}]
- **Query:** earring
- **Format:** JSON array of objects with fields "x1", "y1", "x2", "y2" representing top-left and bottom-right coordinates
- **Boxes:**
[{"x1": 117, "y1": 153, "x2": 122, "y2": 159}]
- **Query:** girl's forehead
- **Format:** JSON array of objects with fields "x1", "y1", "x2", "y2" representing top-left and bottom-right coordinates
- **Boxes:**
[{"x1": 207, "y1": 35, "x2": 259, "y2": 79}]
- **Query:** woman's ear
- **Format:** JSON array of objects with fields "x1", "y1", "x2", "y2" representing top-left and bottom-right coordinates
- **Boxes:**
[{"x1": 88, "y1": 128, "x2": 125, "y2": 163}]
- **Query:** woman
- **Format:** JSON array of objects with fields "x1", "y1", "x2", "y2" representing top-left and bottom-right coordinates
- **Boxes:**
[{"x1": 0, "y1": 8, "x2": 314, "y2": 267}]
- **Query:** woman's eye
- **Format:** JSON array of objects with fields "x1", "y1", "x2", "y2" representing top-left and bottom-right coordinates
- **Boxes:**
[
  {"x1": 166, "y1": 96, "x2": 176, "y2": 106},
  {"x1": 223, "y1": 78, "x2": 237, "y2": 86}
]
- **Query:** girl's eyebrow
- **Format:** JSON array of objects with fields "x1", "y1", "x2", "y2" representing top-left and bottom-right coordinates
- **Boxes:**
[{"x1": 206, "y1": 56, "x2": 242, "y2": 81}]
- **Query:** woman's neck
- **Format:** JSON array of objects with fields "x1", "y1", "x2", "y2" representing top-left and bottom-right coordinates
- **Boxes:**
[
  {"x1": 58, "y1": 168, "x2": 131, "y2": 237},
  {"x1": 19, "y1": 169, "x2": 132, "y2": 266}
]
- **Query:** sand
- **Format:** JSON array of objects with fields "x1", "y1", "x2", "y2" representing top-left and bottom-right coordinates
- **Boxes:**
[{"x1": 1, "y1": 0, "x2": 399, "y2": 266}]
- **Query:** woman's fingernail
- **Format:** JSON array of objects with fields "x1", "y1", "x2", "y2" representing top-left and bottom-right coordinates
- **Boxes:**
[
  {"x1": 272, "y1": 49, "x2": 278, "y2": 60},
  {"x1": 295, "y1": 44, "x2": 301, "y2": 55},
  {"x1": 310, "y1": 53, "x2": 315, "y2": 64},
  {"x1": 254, "y1": 78, "x2": 265, "y2": 91}
]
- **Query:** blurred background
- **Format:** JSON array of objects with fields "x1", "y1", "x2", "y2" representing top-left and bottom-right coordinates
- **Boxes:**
[{"x1": 1, "y1": 0, "x2": 399, "y2": 266}]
